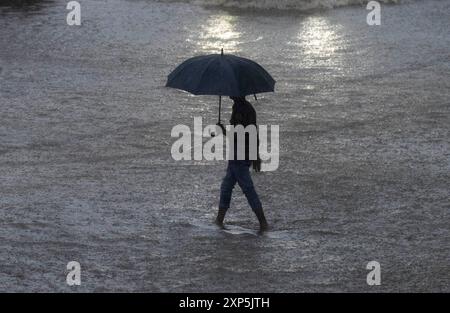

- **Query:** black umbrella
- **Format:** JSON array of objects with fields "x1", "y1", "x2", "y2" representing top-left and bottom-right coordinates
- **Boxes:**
[{"x1": 166, "y1": 49, "x2": 275, "y2": 122}]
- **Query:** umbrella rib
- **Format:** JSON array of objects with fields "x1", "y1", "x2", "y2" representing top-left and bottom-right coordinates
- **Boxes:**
[
  {"x1": 236, "y1": 57, "x2": 275, "y2": 89},
  {"x1": 223, "y1": 56, "x2": 241, "y2": 96},
  {"x1": 226, "y1": 56, "x2": 251, "y2": 96},
  {"x1": 192, "y1": 55, "x2": 220, "y2": 95},
  {"x1": 228, "y1": 56, "x2": 274, "y2": 95}
]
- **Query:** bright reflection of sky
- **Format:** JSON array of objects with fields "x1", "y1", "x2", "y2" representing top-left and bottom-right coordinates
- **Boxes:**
[
  {"x1": 299, "y1": 16, "x2": 338, "y2": 57},
  {"x1": 293, "y1": 16, "x2": 346, "y2": 69},
  {"x1": 189, "y1": 14, "x2": 241, "y2": 54}
]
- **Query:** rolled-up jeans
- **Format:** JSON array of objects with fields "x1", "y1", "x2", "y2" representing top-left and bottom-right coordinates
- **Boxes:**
[{"x1": 219, "y1": 160, "x2": 263, "y2": 214}]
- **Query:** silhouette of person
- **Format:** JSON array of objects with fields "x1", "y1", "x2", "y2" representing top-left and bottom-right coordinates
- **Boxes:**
[{"x1": 215, "y1": 96, "x2": 268, "y2": 232}]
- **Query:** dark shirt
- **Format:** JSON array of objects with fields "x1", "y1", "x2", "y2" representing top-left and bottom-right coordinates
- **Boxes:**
[
  {"x1": 230, "y1": 99, "x2": 257, "y2": 127},
  {"x1": 229, "y1": 99, "x2": 259, "y2": 161}
]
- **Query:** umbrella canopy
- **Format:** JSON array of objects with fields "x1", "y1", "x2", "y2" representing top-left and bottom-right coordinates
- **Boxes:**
[{"x1": 166, "y1": 50, "x2": 275, "y2": 97}]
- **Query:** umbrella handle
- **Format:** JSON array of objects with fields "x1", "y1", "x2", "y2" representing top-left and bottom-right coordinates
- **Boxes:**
[{"x1": 218, "y1": 95, "x2": 221, "y2": 123}]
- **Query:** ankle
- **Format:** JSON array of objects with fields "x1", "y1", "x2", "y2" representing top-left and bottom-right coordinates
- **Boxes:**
[{"x1": 215, "y1": 208, "x2": 227, "y2": 225}]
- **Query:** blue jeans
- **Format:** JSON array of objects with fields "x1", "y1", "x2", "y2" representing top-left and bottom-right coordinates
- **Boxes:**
[{"x1": 219, "y1": 160, "x2": 263, "y2": 214}]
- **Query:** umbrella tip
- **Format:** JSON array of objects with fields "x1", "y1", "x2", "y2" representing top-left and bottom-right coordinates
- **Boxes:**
[{"x1": 221, "y1": 48, "x2": 223, "y2": 56}]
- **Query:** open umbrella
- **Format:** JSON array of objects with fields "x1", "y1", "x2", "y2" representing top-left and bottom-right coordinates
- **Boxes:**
[{"x1": 166, "y1": 49, "x2": 275, "y2": 123}]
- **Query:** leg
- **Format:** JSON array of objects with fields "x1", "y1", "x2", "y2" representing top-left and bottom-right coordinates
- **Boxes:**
[
  {"x1": 216, "y1": 162, "x2": 237, "y2": 226},
  {"x1": 233, "y1": 162, "x2": 262, "y2": 212},
  {"x1": 233, "y1": 162, "x2": 268, "y2": 231}
]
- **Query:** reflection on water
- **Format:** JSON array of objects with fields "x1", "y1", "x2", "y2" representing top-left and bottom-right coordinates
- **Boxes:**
[
  {"x1": 190, "y1": 14, "x2": 241, "y2": 54},
  {"x1": 0, "y1": 0, "x2": 54, "y2": 14},
  {"x1": 299, "y1": 16, "x2": 339, "y2": 58},
  {"x1": 291, "y1": 15, "x2": 347, "y2": 72}
]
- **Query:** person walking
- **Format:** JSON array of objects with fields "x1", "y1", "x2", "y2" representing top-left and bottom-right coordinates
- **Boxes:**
[{"x1": 215, "y1": 96, "x2": 268, "y2": 232}]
